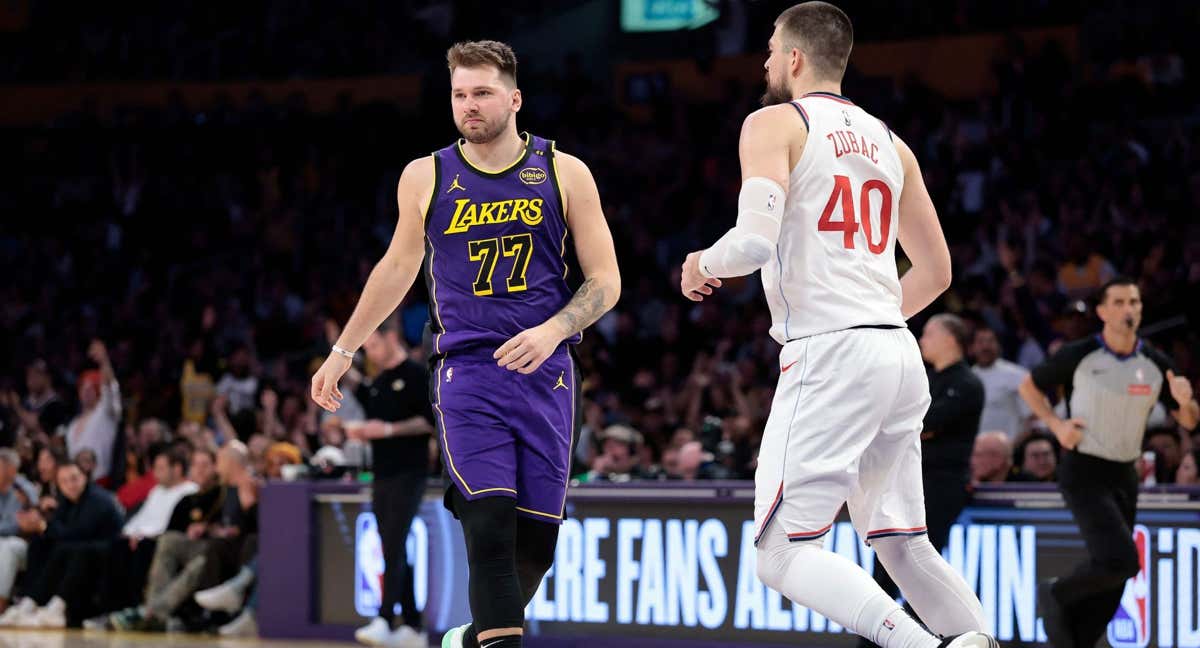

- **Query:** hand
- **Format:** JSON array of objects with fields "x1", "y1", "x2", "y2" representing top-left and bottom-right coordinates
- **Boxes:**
[
  {"x1": 87, "y1": 339, "x2": 109, "y2": 366},
  {"x1": 127, "y1": 535, "x2": 143, "y2": 551},
  {"x1": 39, "y1": 496, "x2": 57, "y2": 513},
  {"x1": 311, "y1": 353, "x2": 351, "y2": 412},
  {"x1": 1050, "y1": 417, "x2": 1086, "y2": 450},
  {"x1": 186, "y1": 522, "x2": 207, "y2": 540},
  {"x1": 16, "y1": 509, "x2": 43, "y2": 534},
  {"x1": 680, "y1": 251, "x2": 722, "y2": 302},
  {"x1": 494, "y1": 321, "x2": 566, "y2": 374},
  {"x1": 1167, "y1": 370, "x2": 1194, "y2": 406}
]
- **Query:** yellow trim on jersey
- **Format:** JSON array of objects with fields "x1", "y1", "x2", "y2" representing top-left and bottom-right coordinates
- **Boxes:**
[
  {"x1": 551, "y1": 140, "x2": 570, "y2": 280},
  {"x1": 424, "y1": 152, "x2": 445, "y2": 353},
  {"x1": 516, "y1": 506, "x2": 563, "y2": 521},
  {"x1": 435, "y1": 358, "x2": 517, "y2": 497},
  {"x1": 456, "y1": 132, "x2": 531, "y2": 176}
]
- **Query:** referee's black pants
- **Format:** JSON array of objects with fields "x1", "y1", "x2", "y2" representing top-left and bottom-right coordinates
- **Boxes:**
[
  {"x1": 1054, "y1": 450, "x2": 1140, "y2": 648},
  {"x1": 373, "y1": 471, "x2": 427, "y2": 631}
]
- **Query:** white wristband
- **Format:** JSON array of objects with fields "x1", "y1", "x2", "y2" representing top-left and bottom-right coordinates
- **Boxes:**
[{"x1": 331, "y1": 345, "x2": 356, "y2": 359}]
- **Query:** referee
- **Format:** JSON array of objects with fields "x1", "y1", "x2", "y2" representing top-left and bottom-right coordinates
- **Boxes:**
[
  {"x1": 346, "y1": 319, "x2": 435, "y2": 648},
  {"x1": 1019, "y1": 278, "x2": 1198, "y2": 648}
]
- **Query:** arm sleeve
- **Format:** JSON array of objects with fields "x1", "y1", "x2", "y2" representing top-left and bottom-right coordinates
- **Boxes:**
[{"x1": 698, "y1": 177, "x2": 785, "y2": 278}]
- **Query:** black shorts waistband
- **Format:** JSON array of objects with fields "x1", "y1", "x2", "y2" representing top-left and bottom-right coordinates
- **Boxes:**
[{"x1": 786, "y1": 324, "x2": 903, "y2": 343}]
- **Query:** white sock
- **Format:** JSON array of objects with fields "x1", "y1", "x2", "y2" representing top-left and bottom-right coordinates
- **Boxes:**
[
  {"x1": 756, "y1": 523, "x2": 938, "y2": 648},
  {"x1": 873, "y1": 535, "x2": 985, "y2": 636}
]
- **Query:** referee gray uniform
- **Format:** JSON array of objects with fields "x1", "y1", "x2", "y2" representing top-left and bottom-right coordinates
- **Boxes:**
[{"x1": 1030, "y1": 334, "x2": 1179, "y2": 647}]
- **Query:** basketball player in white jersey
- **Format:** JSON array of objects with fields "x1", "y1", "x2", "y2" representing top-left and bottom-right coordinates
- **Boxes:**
[{"x1": 680, "y1": 4, "x2": 994, "y2": 648}]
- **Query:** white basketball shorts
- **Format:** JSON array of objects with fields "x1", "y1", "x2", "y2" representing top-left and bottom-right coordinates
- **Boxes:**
[{"x1": 753, "y1": 326, "x2": 932, "y2": 547}]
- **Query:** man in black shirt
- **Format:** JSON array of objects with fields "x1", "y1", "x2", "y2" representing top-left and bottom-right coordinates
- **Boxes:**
[
  {"x1": 348, "y1": 319, "x2": 434, "y2": 648},
  {"x1": 1020, "y1": 278, "x2": 1198, "y2": 648},
  {"x1": 863, "y1": 313, "x2": 984, "y2": 643}
]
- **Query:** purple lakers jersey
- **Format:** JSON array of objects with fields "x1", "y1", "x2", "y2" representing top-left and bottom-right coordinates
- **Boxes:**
[{"x1": 424, "y1": 133, "x2": 579, "y2": 359}]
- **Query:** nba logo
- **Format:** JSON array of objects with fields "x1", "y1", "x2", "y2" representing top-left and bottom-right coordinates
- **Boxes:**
[
  {"x1": 1108, "y1": 524, "x2": 1151, "y2": 648},
  {"x1": 354, "y1": 512, "x2": 385, "y2": 617}
]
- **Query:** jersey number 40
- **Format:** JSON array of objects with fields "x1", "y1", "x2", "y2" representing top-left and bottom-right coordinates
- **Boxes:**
[{"x1": 817, "y1": 174, "x2": 893, "y2": 255}]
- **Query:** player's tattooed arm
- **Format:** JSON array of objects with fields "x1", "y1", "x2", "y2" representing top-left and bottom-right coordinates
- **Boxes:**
[{"x1": 551, "y1": 277, "x2": 609, "y2": 336}]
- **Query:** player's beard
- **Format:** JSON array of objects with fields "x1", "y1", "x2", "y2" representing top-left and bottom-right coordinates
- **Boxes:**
[
  {"x1": 459, "y1": 111, "x2": 511, "y2": 144},
  {"x1": 760, "y1": 71, "x2": 791, "y2": 106}
]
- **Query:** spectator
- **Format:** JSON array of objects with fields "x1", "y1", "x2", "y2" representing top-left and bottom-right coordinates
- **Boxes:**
[
  {"x1": 4, "y1": 459, "x2": 124, "y2": 627},
  {"x1": 970, "y1": 431, "x2": 1013, "y2": 485},
  {"x1": 32, "y1": 447, "x2": 61, "y2": 499},
  {"x1": 264, "y1": 442, "x2": 302, "y2": 479},
  {"x1": 1010, "y1": 431, "x2": 1059, "y2": 482},
  {"x1": 1145, "y1": 428, "x2": 1183, "y2": 484},
  {"x1": 0, "y1": 448, "x2": 37, "y2": 614},
  {"x1": 191, "y1": 442, "x2": 258, "y2": 630},
  {"x1": 73, "y1": 448, "x2": 97, "y2": 481},
  {"x1": 1177, "y1": 450, "x2": 1199, "y2": 485},
  {"x1": 971, "y1": 326, "x2": 1031, "y2": 440},
  {"x1": 64, "y1": 340, "x2": 121, "y2": 484},
  {"x1": 103, "y1": 446, "x2": 222, "y2": 631},
  {"x1": 3, "y1": 360, "x2": 69, "y2": 444},
  {"x1": 215, "y1": 345, "x2": 259, "y2": 418},
  {"x1": 582, "y1": 425, "x2": 643, "y2": 482},
  {"x1": 101, "y1": 444, "x2": 197, "y2": 612},
  {"x1": 117, "y1": 419, "x2": 172, "y2": 510}
]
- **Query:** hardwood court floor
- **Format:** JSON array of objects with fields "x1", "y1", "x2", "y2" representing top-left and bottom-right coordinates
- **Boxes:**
[{"x1": 0, "y1": 630, "x2": 360, "y2": 648}]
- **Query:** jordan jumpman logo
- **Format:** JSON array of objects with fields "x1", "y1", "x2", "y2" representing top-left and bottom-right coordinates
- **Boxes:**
[{"x1": 446, "y1": 173, "x2": 467, "y2": 193}]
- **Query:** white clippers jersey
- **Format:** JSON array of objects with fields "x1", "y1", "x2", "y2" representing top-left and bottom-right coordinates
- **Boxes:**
[{"x1": 761, "y1": 92, "x2": 906, "y2": 344}]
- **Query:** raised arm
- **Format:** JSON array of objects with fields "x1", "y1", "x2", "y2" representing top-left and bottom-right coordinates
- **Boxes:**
[
  {"x1": 893, "y1": 135, "x2": 952, "y2": 318},
  {"x1": 311, "y1": 157, "x2": 434, "y2": 412},
  {"x1": 494, "y1": 151, "x2": 621, "y2": 374}
]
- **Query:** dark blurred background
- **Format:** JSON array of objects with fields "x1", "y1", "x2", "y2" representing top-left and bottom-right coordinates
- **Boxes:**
[{"x1": 1, "y1": 0, "x2": 1198, "y2": 493}]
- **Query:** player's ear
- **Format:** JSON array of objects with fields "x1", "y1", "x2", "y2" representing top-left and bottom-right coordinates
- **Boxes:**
[
  {"x1": 511, "y1": 88, "x2": 522, "y2": 113},
  {"x1": 790, "y1": 47, "x2": 803, "y2": 79}
]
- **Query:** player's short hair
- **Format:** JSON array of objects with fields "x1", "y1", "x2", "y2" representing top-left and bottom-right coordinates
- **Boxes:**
[
  {"x1": 775, "y1": 2, "x2": 854, "y2": 82},
  {"x1": 447, "y1": 40, "x2": 518, "y2": 87},
  {"x1": 1095, "y1": 276, "x2": 1139, "y2": 306},
  {"x1": 931, "y1": 313, "x2": 971, "y2": 353}
]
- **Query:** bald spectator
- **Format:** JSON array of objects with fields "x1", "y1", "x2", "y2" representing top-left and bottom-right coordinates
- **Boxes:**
[{"x1": 970, "y1": 431, "x2": 1014, "y2": 485}]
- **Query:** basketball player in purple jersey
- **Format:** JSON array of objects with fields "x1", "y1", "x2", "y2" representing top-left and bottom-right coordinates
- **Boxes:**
[{"x1": 311, "y1": 41, "x2": 620, "y2": 648}]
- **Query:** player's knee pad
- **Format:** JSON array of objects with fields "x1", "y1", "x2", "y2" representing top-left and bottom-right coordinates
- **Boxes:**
[
  {"x1": 515, "y1": 517, "x2": 558, "y2": 577},
  {"x1": 454, "y1": 491, "x2": 518, "y2": 563}
]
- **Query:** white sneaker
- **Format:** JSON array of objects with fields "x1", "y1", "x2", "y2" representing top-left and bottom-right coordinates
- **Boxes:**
[
  {"x1": 0, "y1": 598, "x2": 34, "y2": 626},
  {"x1": 355, "y1": 617, "x2": 392, "y2": 646},
  {"x1": 440, "y1": 623, "x2": 469, "y2": 648},
  {"x1": 383, "y1": 625, "x2": 428, "y2": 648},
  {"x1": 194, "y1": 582, "x2": 244, "y2": 613},
  {"x1": 940, "y1": 631, "x2": 1000, "y2": 648},
  {"x1": 30, "y1": 596, "x2": 66, "y2": 628},
  {"x1": 218, "y1": 609, "x2": 258, "y2": 637}
]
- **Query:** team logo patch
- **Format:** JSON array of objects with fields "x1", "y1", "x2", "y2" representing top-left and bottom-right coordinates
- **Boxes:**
[
  {"x1": 391, "y1": 379, "x2": 406, "y2": 392},
  {"x1": 519, "y1": 167, "x2": 547, "y2": 185},
  {"x1": 1108, "y1": 525, "x2": 1151, "y2": 648},
  {"x1": 767, "y1": 194, "x2": 776, "y2": 211}
]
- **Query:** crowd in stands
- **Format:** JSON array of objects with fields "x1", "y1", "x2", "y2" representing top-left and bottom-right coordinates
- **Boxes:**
[{"x1": 1, "y1": 0, "x2": 1200, "y2": 636}]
